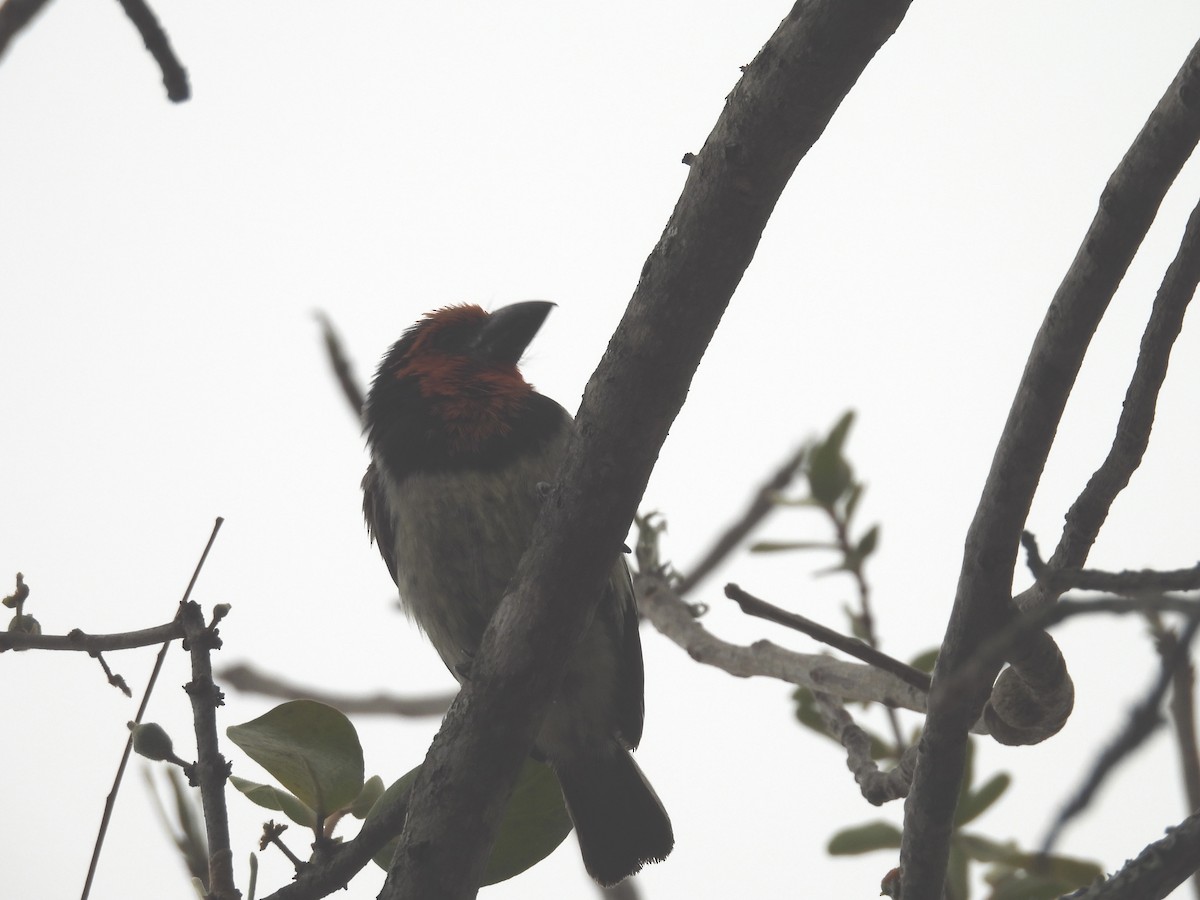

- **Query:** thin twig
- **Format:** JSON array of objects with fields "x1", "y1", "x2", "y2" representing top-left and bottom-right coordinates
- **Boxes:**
[
  {"x1": 901, "y1": 36, "x2": 1200, "y2": 898},
  {"x1": 81, "y1": 517, "x2": 224, "y2": 900},
  {"x1": 640, "y1": 576, "x2": 932, "y2": 713},
  {"x1": 676, "y1": 444, "x2": 806, "y2": 595},
  {"x1": 811, "y1": 690, "x2": 918, "y2": 805},
  {"x1": 1153, "y1": 625, "x2": 1200, "y2": 898},
  {"x1": 1021, "y1": 531, "x2": 1200, "y2": 595},
  {"x1": 91, "y1": 651, "x2": 132, "y2": 696},
  {"x1": 1059, "y1": 812, "x2": 1200, "y2": 900},
  {"x1": 0, "y1": 619, "x2": 187, "y2": 652},
  {"x1": 219, "y1": 663, "x2": 453, "y2": 717},
  {"x1": 824, "y1": 505, "x2": 907, "y2": 750},
  {"x1": 725, "y1": 583, "x2": 930, "y2": 693},
  {"x1": 1042, "y1": 611, "x2": 1200, "y2": 854},
  {"x1": 182, "y1": 599, "x2": 238, "y2": 899},
  {"x1": 1016, "y1": 190, "x2": 1200, "y2": 613},
  {"x1": 316, "y1": 311, "x2": 366, "y2": 419},
  {"x1": 114, "y1": 0, "x2": 188, "y2": 101}
]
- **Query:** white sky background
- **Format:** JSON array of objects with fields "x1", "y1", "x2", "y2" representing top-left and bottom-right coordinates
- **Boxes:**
[{"x1": 3, "y1": 1, "x2": 1200, "y2": 898}]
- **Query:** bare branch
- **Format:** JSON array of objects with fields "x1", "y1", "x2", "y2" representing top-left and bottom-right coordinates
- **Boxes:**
[
  {"x1": 82, "y1": 517, "x2": 224, "y2": 900},
  {"x1": 1021, "y1": 530, "x2": 1200, "y2": 595},
  {"x1": 812, "y1": 691, "x2": 917, "y2": 805},
  {"x1": 378, "y1": 5, "x2": 915, "y2": 895},
  {"x1": 114, "y1": 0, "x2": 188, "y2": 102},
  {"x1": 0, "y1": 0, "x2": 51, "y2": 63},
  {"x1": 901, "y1": 36, "x2": 1200, "y2": 899},
  {"x1": 181, "y1": 601, "x2": 239, "y2": 900},
  {"x1": 1058, "y1": 809, "x2": 1200, "y2": 900},
  {"x1": 219, "y1": 663, "x2": 453, "y2": 717},
  {"x1": 1042, "y1": 611, "x2": 1200, "y2": 855},
  {"x1": 0, "y1": 620, "x2": 186, "y2": 653},
  {"x1": 315, "y1": 311, "x2": 366, "y2": 419},
  {"x1": 640, "y1": 576, "x2": 929, "y2": 712},
  {"x1": 725, "y1": 583, "x2": 930, "y2": 693},
  {"x1": 1150, "y1": 619, "x2": 1200, "y2": 900},
  {"x1": 676, "y1": 444, "x2": 806, "y2": 595},
  {"x1": 1017, "y1": 190, "x2": 1200, "y2": 612}
]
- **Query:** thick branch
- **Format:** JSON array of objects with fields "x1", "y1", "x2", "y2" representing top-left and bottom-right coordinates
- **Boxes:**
[
  {"x1": 0, "y1": 0, "x2": 51, "y2": 63},
  {"x1": 379, "y1": 3, "x2": 914, "y2": 897},
  {"x1": 900, "y1": 37, "x2": 1200, "y2": 898}
]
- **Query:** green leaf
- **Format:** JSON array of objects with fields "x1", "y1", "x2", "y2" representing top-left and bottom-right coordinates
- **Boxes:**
[
  {"x1": 825, "y1": 410, "x2": 856, "y2": 455},
  {"x1": 908, "y1": 648, "x2": 940, "y2": 674},
  {"x1": 827, "y1": 821, "x2": 902, "y2": 855},
  {"x1": 229, "y1": 775, "x2": 316, "y2": 828},
  {"x1": 957, "y1": 832, "x2": 1022, "y2": 865},
  {"x1": 985, "y1": 857, "x2": 1103, "y2": 900},
  {"x1": 807, "y1": 444, "x2": 852, "y2": 508},
  {"x1": 366, "y1": 758, "x2": 573, "y2": 885},
  {"x1": 956, "y1": 772, "x2": 1011, "y2": 826},
  {"x1": 247, "y1": 853, "x2": 258, "y2": 900},
  {"x1": 1033, "y1": 854, "x2": 1105, "y2": 886},
  {"x1": 793, "y1": 687, "x2": 892, "y2": 758},
  {"x1": 227, "y1": 700, "x2": 364, "y2": 819},
  {"x1": 351, "y1": 775, "x2": 385, "y2": 819},
  {"x1": 792, "y1": 687, "x2": 828, "y2": 736},
  {"x1": 843, "y1": 483, "x2": 864, "y2": 525},
  {"x1": 855, "y1": 525, "x2": 880, "y2": 559},
  {"x1": 976, "y1": 843, "x2": 1104, "y2": 887},
  {"x1": 945, "y1": 839, "x2": 970, "y2": 900}
]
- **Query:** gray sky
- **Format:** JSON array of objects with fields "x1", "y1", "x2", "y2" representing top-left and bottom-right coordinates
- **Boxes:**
[{"x1": 3, "y1": 1, "x2": 1200, "y2": 897}]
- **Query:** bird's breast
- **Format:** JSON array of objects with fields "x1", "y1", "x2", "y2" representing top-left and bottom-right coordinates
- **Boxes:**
[{"x1": 374, "y1": 430, "x2": 568, "y2": 674}]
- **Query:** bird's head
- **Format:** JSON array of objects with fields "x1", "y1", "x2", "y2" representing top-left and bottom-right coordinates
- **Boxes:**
[{"x1": 364, "y1": 301, "x2": 555, "y2": 466}]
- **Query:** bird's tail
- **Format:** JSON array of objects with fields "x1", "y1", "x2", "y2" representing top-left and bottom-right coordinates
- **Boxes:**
[{"x1": 555, "y1": 745, "x2": 674, "y2": 886}]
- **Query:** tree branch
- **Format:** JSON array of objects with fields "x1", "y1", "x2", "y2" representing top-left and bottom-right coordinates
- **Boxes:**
[
  {"x1": 676, "y1": 444, "x2": 806, "y2": 595},
  {"x1": 219, "y1": 663, "x2": 453, "y2": 717},
  {"x1": 639, "y1": 574, "x2": 930, "y2": 711},
  {"x1": 0, "y1": 0, "x2": 51, "y2": 64},
  {"x1": 1042, "y1": 611, "x2": 1200, "y2": 855},
  {"x1": 181, "y1": 602, "x2": 239, "y2": 899},
  {"x1": 377, "y1": 3, "x2": 915, "y2": 897},
  {"x1": 315, "y1": 311, "x2": 366, "y2": 420},
  {"x1": 114, "y1": 0, "x2": 188, "y2": 102},
  {"x1": 1016, "y1": 188, "x2": 1200, "y2": 612},
  {"x1": 724, "y1": 582, "x2": 931, "y2": 693},
  {"x1": 811, "y1": 690, "x2": 918, "y2": 805},
  {"x1": 1058, "y1": 808, "x2": 1200, "y2": 900},
  {"x1": 81, "y1": 517, "x2": 223, "y2": 900},
  {"x1": 0, "y1": 620, "x2": 186, "y2": 652},
  {"x1": 900, "y1": 36, "x2": 1200, "y2": 898}
]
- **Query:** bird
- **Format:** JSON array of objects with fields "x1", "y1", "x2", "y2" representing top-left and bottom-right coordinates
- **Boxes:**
[{"x1": 361, "y1": 301, "x2": 673, "y2": 886}]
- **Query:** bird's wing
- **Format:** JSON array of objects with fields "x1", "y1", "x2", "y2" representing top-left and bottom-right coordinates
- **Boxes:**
[{"x1": 362, "y1": 462, "x2": 400, "y2": 587}]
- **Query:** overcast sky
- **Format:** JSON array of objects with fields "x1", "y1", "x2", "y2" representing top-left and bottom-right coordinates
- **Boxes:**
[{"x1": 3, "y1": 1, "x2": 1200, "y2": 898}]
